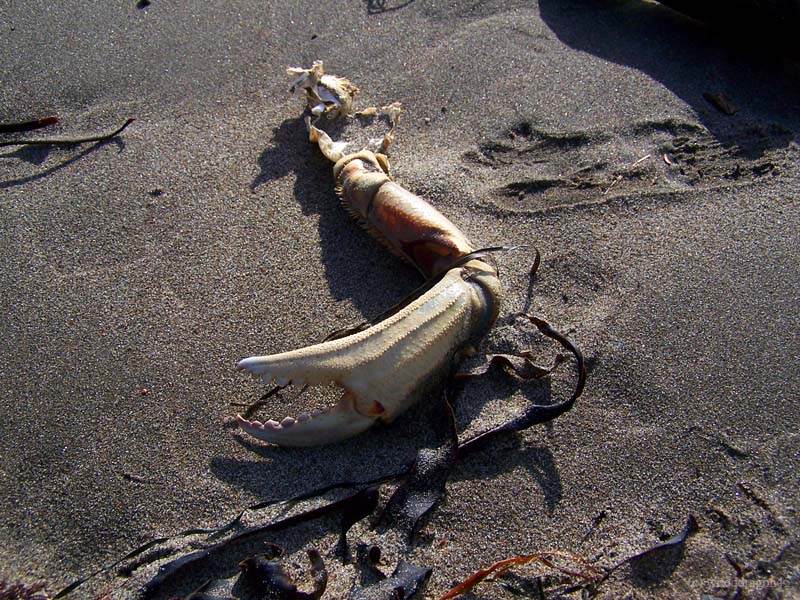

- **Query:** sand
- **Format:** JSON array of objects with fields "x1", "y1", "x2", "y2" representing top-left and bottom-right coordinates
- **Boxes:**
[{"x1": 1, "y1": 1, "x2": 798, "y2": 598}]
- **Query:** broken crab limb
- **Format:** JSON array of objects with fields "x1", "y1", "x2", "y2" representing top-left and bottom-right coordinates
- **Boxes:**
[
  {"x1": 236, "y1": 268, "x2": 498, "y2": 446},
  {"x1": 307, "y1": 119, "x2": 349, "y2": 163},
  {"x1": 236, "y1": 63, "x2": 503, "y2": 446}
]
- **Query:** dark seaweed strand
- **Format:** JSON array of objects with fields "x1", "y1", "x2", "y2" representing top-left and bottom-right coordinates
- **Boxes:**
[
  {"x1": 237, "y1": 384, "x2": 287, "y2": 418},
  {"x1": 457, "y1": 312, "x2": 586, "y2": 456},
  {"x1": 51, "y1": 472, "x2": 404, "y2": 599},
  {"x1": 0, "y1": 118, "x2": 134, "y2": 147},
  {"x1": 51, "y1": 519, "x2": 249, "y2": 599},
  {"x1": 523, "y1": 313, "x2": 586, "y2": 398},
  {"x1": 0, "y1": 115, "x2": 59, "y2": 134},
  {"x1": 140, "y1": 490, "x2": 382, "y2": 599},
  {"x1": 530, "y1": 247, "x2": 542, "y2": 277},
  {"x1": 244, "y1": 469, "x2": 407, "y2": 513},
  {"x1": 455, "y1": 351, "x2": 566, "y2": 381}
]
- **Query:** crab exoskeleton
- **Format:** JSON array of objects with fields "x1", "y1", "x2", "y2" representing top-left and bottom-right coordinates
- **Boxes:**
[{"x1": 236, "y1": 62, "x2": 503, "y2": 446}]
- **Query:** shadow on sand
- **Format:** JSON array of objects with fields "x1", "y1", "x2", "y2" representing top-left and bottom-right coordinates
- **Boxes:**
[
  {"x1": 249, "y1": 115, "x2": 419, "y2": 319},
  {"x1": 539, "y1": 0, "x2": 799, "y2": 156}
]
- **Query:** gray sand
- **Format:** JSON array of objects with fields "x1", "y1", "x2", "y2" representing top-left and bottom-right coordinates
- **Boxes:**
[{"x1": 1, "y1": 1, "x2": 798, "y2": 598}]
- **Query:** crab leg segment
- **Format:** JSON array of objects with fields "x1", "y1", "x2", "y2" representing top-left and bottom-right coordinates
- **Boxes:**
[{"x1": 237, "y1": 268, "x2": 492, "y2": 446}]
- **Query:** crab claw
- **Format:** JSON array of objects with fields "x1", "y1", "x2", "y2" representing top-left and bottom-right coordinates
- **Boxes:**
[
  {"x1": 236, "y1": 391, "x2": 376, "y2": 447},
  {"x1": 236, "y1": 266, "x2": 501, "y2": 446}
]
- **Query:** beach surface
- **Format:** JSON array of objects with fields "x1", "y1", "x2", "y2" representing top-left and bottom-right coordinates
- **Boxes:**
[{"x1": 1, "y1": 1, "x2": 798, "y2": 598}]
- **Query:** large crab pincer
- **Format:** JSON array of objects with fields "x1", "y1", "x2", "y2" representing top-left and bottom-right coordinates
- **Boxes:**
[{"x1": 236, "y1": 63, "x2": 502, "y2": 446}]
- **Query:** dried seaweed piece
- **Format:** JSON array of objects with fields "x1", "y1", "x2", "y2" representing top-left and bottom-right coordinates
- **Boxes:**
[
  {"x1": 305, "y1": 550, "x2": 328, "y2": 599},
  {"x1": 530, "y1": 247, "x2": 542, "y2": 278},
  {"x1": 176, "y1": 579, "x2": 229, "y2": 600},
  {"x1": 0, "y1": 116, "x2": 59, "y2": 134},
  {"x1": 621, "y1": 515, "x2": 699, "y2": 583},
  {"x1": 234, "y1": 383, "x2": 288, "y2": 419},
  {"x1": 354, "y1": 544, "x2": 388, "y2": 587},
  {"x1": 456, "y1": 352, "x2": 567, "y2": 380},
  {"x1": 138, "y1": 490, "x2": 369, "y2": 598},
  {"x1": 521, "y1": 314, "x2": 585, "y2": 395},
  {"x1": 239, "y1": 545, "x2": 291, "y2": 594},
  {"x1": 341, "y1": 487, "x2": 380, "y2": 536},
  {"x1": 377, "y1": 380, "x2": 458, "y2": 539},
  {"x1": 0, "y1": 119, "x2": 134, "y2": 147},
  {"x1": 142, "y1": 549, "x2": 212, "y2": 596},
  {"x1": 377, "y1": 445, "x2": 455, "y2": 539},
  {"x1": 335, "y1": 487, "x2": 380, "y2": 561},
  {"x1": 53, "y1": 514, "x2": 247, "y2": 600},
  {"x1": 593, "y1": 515, "x2": 700, "y2": 590},
  {"x1": 626, "y1": 515, "x2": 699, "y2": 565},
  {"x1": 239, "y1": 546, "x2": 326, "y2": 600},
  {"x1": 350, "y1": 561, "x2": 432, "y2": 600},
  {"x1": 367, "y1": 0, "x2": 416, "y2": 15},
  {"x1": 436, "y1": 551, "x2": 601, "y2": 600},
  {"x1": 243, "y1": 470, "x2": 402, "y2": 516}
]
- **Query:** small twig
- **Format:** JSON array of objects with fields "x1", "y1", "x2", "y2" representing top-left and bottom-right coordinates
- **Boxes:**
[
  {"x1": 0, "y1": 118, "x2": 135, "y2": 147},
  {"x1": 0, "y1": 115, "x2": 59, "y2": 134},
  {"x1": 602, "y1": 175, "x2": 622, "y2": 195},
  {"x1": 603, "y1": 153, "x2": 651, "y2": 195},
  {"x1": 120, "y1": 472, "x2": 158, "y2": 485},
  {"x1": 232, "y1": 384, "x2": 290, "y2": 419},
  {"x1": 437, "y1": 551, "x2": 601, "y2": 600}
]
